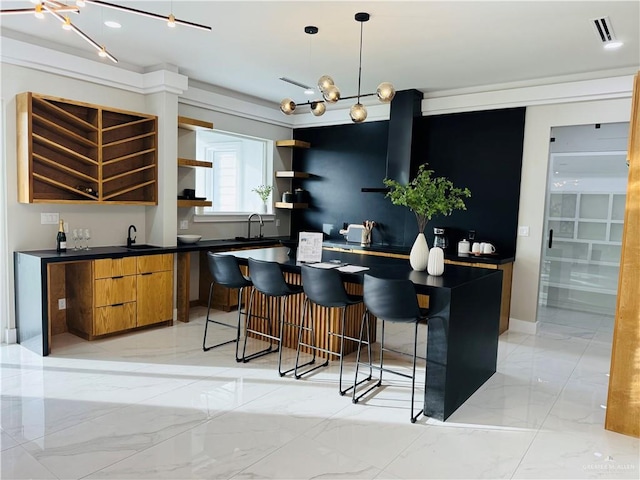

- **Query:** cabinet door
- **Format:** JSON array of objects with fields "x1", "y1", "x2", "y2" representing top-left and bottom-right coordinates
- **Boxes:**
[
  {"x1": 137, "y1": 254, "x2": 173, "y2": 274},
  {"x1": 95, "y1": 302, "x2": 136, "y2": 335},
  {"x1": 94, "y1": 257, "x2": 136, "y2": 279},
  {"x1": 137, "y1": 270, "x2": 173, "y2": 327}
]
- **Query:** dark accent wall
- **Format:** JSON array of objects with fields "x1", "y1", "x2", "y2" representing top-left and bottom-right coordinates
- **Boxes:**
[{"x1": 292, "y1": 107, "x2": 526, "y2": 256}]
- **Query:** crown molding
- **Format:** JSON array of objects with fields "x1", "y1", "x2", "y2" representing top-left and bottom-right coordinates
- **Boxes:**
[
  {"x1": 422, "y1": 74, "x2": 635, "y2": 116},
  {"x1": 1, "y1": 36, "x2": 187, "y2": 94}
]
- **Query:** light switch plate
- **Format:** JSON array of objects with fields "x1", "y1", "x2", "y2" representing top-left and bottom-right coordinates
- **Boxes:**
[
  {"x1": 179, "y1": 220, "x2": 189, "y2": 230},
  {"x1": 41, "y1": 213, "x2": 59, "y2": 225},
  {"x1": 58, "y1": 298, "x2": 66, "y2": 310},
  {"x1": 518, "y1": 226, "x2": 530, "y2": 237}
]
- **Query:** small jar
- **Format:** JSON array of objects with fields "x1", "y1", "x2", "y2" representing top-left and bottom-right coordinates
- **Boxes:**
[
  {"x1": 282, "y1": 191, "x2": 293, "y2": 203},
  {"x1": 294, "y1": 188, "x2": 309, "y2": 203}
]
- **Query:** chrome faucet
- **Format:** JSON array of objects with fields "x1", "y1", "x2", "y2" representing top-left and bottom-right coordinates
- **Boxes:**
[
  {"x1": 127, "y1": 225, "x2": 137, "y2": 247},
  {"x1": 247, "y1": 213, "x2": 264, "y2": 239}
]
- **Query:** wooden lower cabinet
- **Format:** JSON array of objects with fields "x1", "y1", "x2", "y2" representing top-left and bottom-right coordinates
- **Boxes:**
[{"x1": 68, "y1": 254, "x2": 173, "y2": 340}]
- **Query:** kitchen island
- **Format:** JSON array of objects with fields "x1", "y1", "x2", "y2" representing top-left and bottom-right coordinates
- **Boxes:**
[{"x1": 221, "y1": 246, "x2": 503, "y2": 421}]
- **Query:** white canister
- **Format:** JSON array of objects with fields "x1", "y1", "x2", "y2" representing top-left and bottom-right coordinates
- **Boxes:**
[{"x1": 457, "y1": 239, "x2": 470, "y2": 254}]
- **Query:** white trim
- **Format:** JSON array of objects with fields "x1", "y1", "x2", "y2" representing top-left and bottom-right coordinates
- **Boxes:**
[
  {"x1": 422, "y1": 75, "x2": 634, "y2": 116},
  {"x1": 508, "y1": 318, "x2": 538, "y2": 335},
  {"x1": 193, "y1": 213, "x2": 275, "y2": 223}
]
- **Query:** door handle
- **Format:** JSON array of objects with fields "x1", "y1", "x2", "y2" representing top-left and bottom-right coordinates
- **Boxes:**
[{"x1": 548, "y1": 229, "x2": 553, "y2": 248}]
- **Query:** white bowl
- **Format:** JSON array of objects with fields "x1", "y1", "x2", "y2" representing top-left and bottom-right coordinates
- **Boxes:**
[{"x1": 177, "y1": 234, "x2": 202, "y2": 244}]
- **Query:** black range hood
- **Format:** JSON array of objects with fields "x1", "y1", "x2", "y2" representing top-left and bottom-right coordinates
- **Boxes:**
[{"x1": 361, "y1": 89, "x2": 423, "y2": 192}]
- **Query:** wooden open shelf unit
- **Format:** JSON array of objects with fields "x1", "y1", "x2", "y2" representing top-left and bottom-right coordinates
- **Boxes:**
[
  {"x1": 178, "y1": 116, "x2": 213, "y2": 131},
  {"x1": 178, "y1": 158, "x2": 213, "y2": 168},
  {"x1": 276, "y1": 139, "x2": 310, "y2": 149},
  {"x1": 274, "y1": 202, "x2": 308, "y2": 209},
  {"x1": 275, "y1": 171, "x2": 309, "y2": 178},
  {"x1": 177, "y1": 199, "x2": 213, "y2": 208},
  {"x1": 17, "y1": 92, "x2": 158, "y2": 204}
]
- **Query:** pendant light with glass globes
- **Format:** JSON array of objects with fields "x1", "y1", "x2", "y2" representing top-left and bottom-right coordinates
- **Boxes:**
[{"x1": 279, "y1": 12, "x2": 395, "y2": 122}]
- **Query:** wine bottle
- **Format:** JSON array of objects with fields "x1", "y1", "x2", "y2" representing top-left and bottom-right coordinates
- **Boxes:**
[{"x1": 56, "y1": 219, "x2": 67, "y2": 253}]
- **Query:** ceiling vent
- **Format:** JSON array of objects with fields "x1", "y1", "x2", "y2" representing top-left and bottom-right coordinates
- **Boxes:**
[
  {"x1": 279, "y1": 77, "x2": 314, "y2": 91},
  {"x1": 591, "y1": 16, "x2": 622, "y2": 48}
]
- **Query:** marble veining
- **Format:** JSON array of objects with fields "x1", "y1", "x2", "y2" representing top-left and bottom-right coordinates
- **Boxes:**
[{"x1": 1, "y1": 306, "x2": 638, "y2": 479}]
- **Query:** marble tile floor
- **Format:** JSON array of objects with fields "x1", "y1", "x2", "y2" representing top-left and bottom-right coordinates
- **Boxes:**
[{"x1": 1, "y1": 307, "x2": 638, "y2": 479}]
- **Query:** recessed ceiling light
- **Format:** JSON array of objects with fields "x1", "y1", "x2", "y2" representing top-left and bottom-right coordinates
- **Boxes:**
[{"x1": 104, "y1": 20, "x2": 121, "y2": 29}]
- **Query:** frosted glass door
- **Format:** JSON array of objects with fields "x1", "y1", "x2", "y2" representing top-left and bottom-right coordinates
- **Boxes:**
[{"x1": 538, "y1": 152, "x2": 628, "y2": 316}]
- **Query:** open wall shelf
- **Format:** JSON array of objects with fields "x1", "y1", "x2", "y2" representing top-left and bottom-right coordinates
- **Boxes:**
[{"x1": 17, "y1": 92, "x2": 158, "y2": 204}]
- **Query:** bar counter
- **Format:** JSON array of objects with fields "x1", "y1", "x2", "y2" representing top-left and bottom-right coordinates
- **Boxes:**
[{"x1": 222, "y1": 246, "x2": 503, "y2": 421}]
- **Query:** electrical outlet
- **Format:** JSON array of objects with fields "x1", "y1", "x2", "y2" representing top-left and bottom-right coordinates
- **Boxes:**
[
  {"x1": 275, "y1": 219, "x2": 281, "y2": 227},
  {"x1": 41, "y1": 213, "x2": 59, "y2": 225},
  {"x1": 58, "y1": 298, "x2": 66, "y2": 310},
  {"x1": 179, "y1": 220, "x2": 189, "y2": 230},
  {"x1": 518, "y1": 226, "x2": 530, "y2": 237}
]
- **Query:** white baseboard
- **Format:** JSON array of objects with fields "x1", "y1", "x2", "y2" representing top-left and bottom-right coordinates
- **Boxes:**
[
  {"x1": 508, "y1": 318, "x2": 538, "y2": 335},
  {"x1": 4, "y1": 328, "x2": 17, "y2": 344}
]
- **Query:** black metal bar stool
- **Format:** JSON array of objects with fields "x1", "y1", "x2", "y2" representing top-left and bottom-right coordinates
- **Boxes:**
[
  {"x1": 352, "y1": 274, "x2": 430, "y2": 423},
  {"x1": 296, "y1": 264, "x2": 371, "y2": 395},
  {"x1": 203, "y1": 252, "x2": 252, "y2": 362},
  {"x1": 243, "y1": 257, "x2": 306, "y2": 375}
]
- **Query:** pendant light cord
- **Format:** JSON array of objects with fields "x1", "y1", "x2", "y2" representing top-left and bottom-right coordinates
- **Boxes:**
[{"x1": 357, "y1": 19, "x2": 363, "y2": 102}]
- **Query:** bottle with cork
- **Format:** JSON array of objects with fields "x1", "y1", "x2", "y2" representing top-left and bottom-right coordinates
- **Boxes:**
[{"x1": 56, "y1": 219, "x2": 67, "y2": 252}]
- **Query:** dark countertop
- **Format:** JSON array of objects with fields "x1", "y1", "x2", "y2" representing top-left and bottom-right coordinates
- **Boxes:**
[
  {"x1": 15, "y1": 237, "x2": 287, "y2": 263},
  {"x1": 222, "y1": 246, "x2": 501, "y2": 292},
  {"x1": 322, "y1": 239, "x2": 515, "y2": 265}
]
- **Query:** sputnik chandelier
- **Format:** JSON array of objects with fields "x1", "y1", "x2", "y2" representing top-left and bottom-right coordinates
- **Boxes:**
[
  {"x1": 0, "y1": 1, "x2": 212, "y2": 64},
  {"x1": 279, "y1": 12, "x2": 395, "y2": 123}
]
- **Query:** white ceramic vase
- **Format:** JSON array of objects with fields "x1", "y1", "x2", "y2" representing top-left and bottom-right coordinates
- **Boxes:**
[
  {"x1": 259, "y1": 203, "x2": 267, "y2": 214},
  {"x1": 409, "y1": 233, "x2": 430, "y2": 271},
  {"x1": 427, "y1": 246, "x2": 445, "y2": 276}
]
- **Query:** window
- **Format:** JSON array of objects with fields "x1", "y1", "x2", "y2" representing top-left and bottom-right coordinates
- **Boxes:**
[{"x1": 195, "y1": 130, "x2": 273, "y2": 216}]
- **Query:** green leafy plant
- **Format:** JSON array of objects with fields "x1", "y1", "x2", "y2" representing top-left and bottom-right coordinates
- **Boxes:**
[
  {"x1": 383, "y1": 163, "x2": 471, "y2": 233},
  {"x1": 252, "y1": 184, "x2": 273, "y2": 203}
]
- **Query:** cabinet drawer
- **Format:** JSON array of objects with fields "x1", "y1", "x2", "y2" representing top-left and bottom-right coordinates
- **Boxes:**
[
  {"x1": 94, "y1": 257, "x2": 137, "y2": 279},
  {"x1": 95, "y1": 276, "x2": 137, "y2": 307},
  {"x1": 137, "y1": 253, "x2": 173, "y2": 274},
  {"x1": 94, "y1": 302, "x2": 136, "y2": 336}
]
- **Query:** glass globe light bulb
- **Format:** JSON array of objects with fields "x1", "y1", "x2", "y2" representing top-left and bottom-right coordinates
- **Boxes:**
[
  {"x1": 310, "y1": 101, "x2": 326, "y2": 116},
  {"x1": 279, "y1": 98, "x2": 296, "y2": 115},
  {"x1": 323, "y1": 85, "x2": 341, "y2": 103},
  {"x1": 317, "y1": 75, "x2": 334, "y2": 93},
  {"x1": 377, "y1": 82, "x2": 396, "y2": 103},
  {"x1": 350, "y1": 103, "x2": 368, "y2": 123}
]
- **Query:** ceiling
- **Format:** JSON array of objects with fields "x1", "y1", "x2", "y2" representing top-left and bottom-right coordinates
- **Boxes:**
[{"x1": 1, "y1": 1, "x2": 639, "y2": 107}]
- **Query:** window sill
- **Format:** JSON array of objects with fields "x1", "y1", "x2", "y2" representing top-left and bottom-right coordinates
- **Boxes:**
[{"x1": 193, "y1": 212, "x2": 275, "y2": 223}]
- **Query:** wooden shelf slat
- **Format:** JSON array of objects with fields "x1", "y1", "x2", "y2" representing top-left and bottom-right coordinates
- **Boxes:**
[
  {"x1": 178, "y1": 116, "x2": 213, "y2": 131},
  {"x1": 275, "y1": 171, "x2": 309, "y2": 178},
  {"x1": 33, "y1": 153, "x2": 98, "y2": 184},
  {"x1": 32, "y1": 113, "x2": 98, "y2": 148},
  {"x1": 102, "y1": 117, "x2": 155, "y2": 132},
  {"x1": 32, "y1": 173, "x2": 98, "y2": 200},
  {"x1": 276, "y1": 139, "x2": 310, "y2": 149},
  {"x1": 275, "y1": 202, "x2": 308, "y2": 209},
  {"x1": 102, "y1": 180, "x2": 156, "y2": 200},
  {"x1": 102, "y1": 148, "x2": 156, "y2": 166},
  {"x1": 33, "y1": 134, "x2": 98, "y2": 165},
  {"x1": 177, "y1": 199, "x2": 212, "y2": 207},
  {"x1": 102, "y1": 131, "x2": 155, "y2": 148},
  {"x1": 178, "y1": 158, "x2": 213, "y2": 168},
  {"x1": 102, "y1": 164, "x2": 156, "y2": 184},
  {"x1": 33, "y1": 96, "x2": 98, "y2": 132}
]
